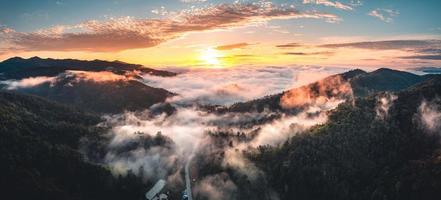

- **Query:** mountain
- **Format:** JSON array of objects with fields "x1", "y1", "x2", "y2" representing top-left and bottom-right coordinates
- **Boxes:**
[
  {"x1": 12, "y1": 74, "x2": 174, "y2": 114},
  {"x1": 0, "y1": 92, "x2": 148, "y2": 200},
  {"x1": 250, "y1": 76, "x2": 441, "y2": 200},
  {"x1": 0, "y1": 56, "x2": 176, "y2": 80},
  {"x1": 225, "y1": 68, "x2": 433, "y2": 113},
  {"x1": 350, "y1": 68, "x2": 425, "y2": 96},
  {"x1": 0, "y1": 57, "x2": 176, "y2": 114}
]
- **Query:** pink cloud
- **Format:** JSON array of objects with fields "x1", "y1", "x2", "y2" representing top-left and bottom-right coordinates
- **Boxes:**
[{"x1": 0, "y1": 3, "x2": 340, "y2": 53}]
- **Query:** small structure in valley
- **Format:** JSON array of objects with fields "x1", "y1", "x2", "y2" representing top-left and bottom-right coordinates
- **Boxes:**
[{"x1": 145, "y1": 179, "x2": 168, "y2": 200}]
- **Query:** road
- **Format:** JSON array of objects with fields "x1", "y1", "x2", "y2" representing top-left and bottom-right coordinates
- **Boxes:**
[{"x1": 184, "y1": 157, "x2": 193, "y2": 200}]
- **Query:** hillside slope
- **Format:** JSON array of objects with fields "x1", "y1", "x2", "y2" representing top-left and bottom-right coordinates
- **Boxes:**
[
  {"x1": 251, "y1": 77, "x2": 441, "y2": 200},
  {"x1": 0, "y1": 57, "x2": 176, "y2": 114},
  {"x1": 226, "y1": 68, "x2": 431, "y2": 113},
  {"x1": 350, "y1": 68, "x2": 425, "y2": 96},
  {"x1": 14, "y1": 76, "x2": 174, "y2": 114},
  {"x1": 0, "y1": 56, "x2": 176, "y2": 79},
  {"x1": 0, "y1": 92, "x2": 147, "y2": 200}
]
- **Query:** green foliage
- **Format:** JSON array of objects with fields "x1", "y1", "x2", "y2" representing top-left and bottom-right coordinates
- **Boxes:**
[
  {"x1": 251, "y1": 77, "x2": 441, "y2": 200},
  {"x1": 0, "y1": 92, "x2": 147, "y2": 200}
]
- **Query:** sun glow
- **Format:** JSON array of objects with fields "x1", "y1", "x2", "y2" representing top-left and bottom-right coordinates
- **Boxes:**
[{"x1": 199, "y1": 48, "x2": 224, "y2": 67}]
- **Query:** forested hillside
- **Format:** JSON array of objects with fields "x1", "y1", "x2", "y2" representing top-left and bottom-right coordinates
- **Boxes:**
[
  {"x1": 226, "y1": 69, "x2": 431, "y2": 113},
  {"x1": 0, "y1": 57, "x2": 176, "y2": 114},
  {"x1": 0, "y1": 92, "x2": 147, "y2": 200},
  {"x1": 251, "y1": 77, "x2": 441, "y2": 200},
  {"x1": 0, "y1": 56, "x2": 176, "y2": 79}
]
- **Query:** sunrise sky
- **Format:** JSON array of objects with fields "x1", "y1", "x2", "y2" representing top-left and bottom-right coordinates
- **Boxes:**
[{"x1": 1, "y1": 0, "x2": 440, "y2": 69}]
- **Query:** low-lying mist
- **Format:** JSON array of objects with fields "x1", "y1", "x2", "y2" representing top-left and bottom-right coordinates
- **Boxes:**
[
  {"x1": 141, "y1": 66, "x2": 348, "y2": 106},
  {"x1": 84, "y1": 66, "x2": 354, "y2": 198}
]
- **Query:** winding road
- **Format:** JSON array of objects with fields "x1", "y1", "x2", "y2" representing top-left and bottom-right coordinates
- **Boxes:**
[{"x1": 184, "y1": 157, "x2": 193, "y2": 200}]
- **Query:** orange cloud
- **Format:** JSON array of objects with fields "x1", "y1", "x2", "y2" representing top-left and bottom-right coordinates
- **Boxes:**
[
  {"x1": 282, "y1": 51, "x2": 333, "y2": 56},
  {"x1": 276, "y1": 42, "x2": 303, "y2": 48},
  {"x1": 0, "y1": 3, "x2": 340, "y2": 54},
  {"x1": 280, "y1": 75, "x2": 353, "y2": 109},
  {"x1": 215, "y1": 43, "x2": 250, "y2": 50},
  {"x1": 66, "y1": 70, "x2": 129, "y2": 83}
]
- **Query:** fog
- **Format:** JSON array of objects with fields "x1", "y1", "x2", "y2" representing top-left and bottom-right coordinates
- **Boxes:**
[
  {"x1": 417, "y1": 99, "x2": 441, "y2": 134},
  {"x1": 0, "y1": 76, "x2": 56, "y2": 89},
  {"x1": 87, "y1": 65, "x2": 356, "y2": 199},
  {"x1": 1, "y1": 65, "x2": 356, "y2": 198},
  {"x1": 375, "y1": 92, "x2": 398, "y2": 120},
  {"x1": 141, "y1": 66, "x2": 347, "y2": 106},
  {"x1": 0, "y1": 70, "x2": 131, "y2": 90}
]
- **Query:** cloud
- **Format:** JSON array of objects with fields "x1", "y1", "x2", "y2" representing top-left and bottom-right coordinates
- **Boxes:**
[
  {"x1": 410, "y1": 67, "x2": 441, "y2": 74},
  {"x1": 220, "y1": 54, "x2": 255, "y2": 60},
  {"x1": 417, "y1": 99, "x2": 441, "y2": 134},
  {"x1": 282, "y1": 51, "x2": 333, "y2": 56},
  {"x1": 375, "y1": 92, "x2": 398, "y2": 120},
  {"x1": 193, "y1": 173, "x2": 238, "y2": 200},
  {"x1": 181, "y1": 0, "x2": 207, "y2": 3},
  {"x1": 319, "y1": 40, "x2": 441, "y2": 50},
  {"x1": 0, "y1": 70, "x2": 131, "y2": 90},
  {"x1": 141, "y1": 66, "x2": 348, "y2": 106},
  {"x1": 0, "y1": 2, "x2": 340, "y2": 54},
  {"x1": 79, "y1": 66, "x2": 356, "y2": 197},
  {"x1": 104, "y1": 133, "x2": 181, "y2": 182},
  {"x1": 280, "y1": 74, "x2": 353, "y2": 109},
  {"x1": 249, "y1": 106, "x2": 332, "y2": 147},
  {"x1": 95, "y1": 80, "x2": 350, "y2": 188},
  {"x1": 276, "y1": 42, "x2": 303, "y2": 48},
  {"x1": 318, "y1": 39, "x2": 441, "y2": 62},
  {"x1": 65, "y1": 70, "x2": 129, "y2": 83},
  {"x1": 215, "y1": 43, "x2": 250, "y2": 50},
  {"x1": 303, "y1": 0, "x2": 353, "y2": 10},
  {"x1": 417, "y1": 48, "x2": 441, "y2": 54},
  {"x1": 368, "y1": 8, "x2": 399, "y2": 23},
  {"x1": 0, "y1": 76, "x2": 56, "y2": 90},
  {"x1": 400, "y1": 55, "x2": 441, "y2": 60}
]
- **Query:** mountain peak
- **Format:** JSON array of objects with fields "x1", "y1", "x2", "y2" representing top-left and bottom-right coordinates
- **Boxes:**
[
  {"x1": 29, "y1": 56, "x2": 42, "y2": 60},
  {"x1": 2, "y1": 56, "x2": 25, "y2": 63},
  {"x1": 341, "y1": 68, "x2": 367, "y2": 80},
  {"x1": 372, "y1": 68, "x2": 403, "y2": 74}
]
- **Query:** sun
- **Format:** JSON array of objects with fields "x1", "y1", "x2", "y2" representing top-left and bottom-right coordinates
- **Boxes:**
[{"x1": 199, "y1": 48, "x2": 224, "y2": 67}]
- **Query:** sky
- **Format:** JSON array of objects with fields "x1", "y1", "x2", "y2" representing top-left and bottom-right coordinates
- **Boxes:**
[{"x1": 0, "y1": 0, "x2": 440, "y2": 69}]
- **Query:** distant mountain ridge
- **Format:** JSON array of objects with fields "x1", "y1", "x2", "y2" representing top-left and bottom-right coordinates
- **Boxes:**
[
  {"x1": 0, "y1": 56, "x2": 176, "y2": 79},
  {"x1": 224, "y1": 68, "x2": 437, "y2": 113},
  {"x1": 350, "y1": 68, "x2": 426, "y2": 96},
  {"x1": 15, "y1": 76, "x2": 175, "y2": 114},
  {"x1": 0, "y1": 57, "x2": 176, "y2": 113}
]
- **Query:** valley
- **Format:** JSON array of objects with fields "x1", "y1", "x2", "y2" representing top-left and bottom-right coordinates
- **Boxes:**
[{"x1": 1, "y1": 57, "x2": 441, "y2": 200}]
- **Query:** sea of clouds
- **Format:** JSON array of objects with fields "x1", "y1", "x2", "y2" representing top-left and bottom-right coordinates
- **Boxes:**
[
  {"x1": 96, "y1": 65, "x2": 356, "y2": 199},
  {"x1": 141, "y1": 65, "x2": 349, "y2": 106}
]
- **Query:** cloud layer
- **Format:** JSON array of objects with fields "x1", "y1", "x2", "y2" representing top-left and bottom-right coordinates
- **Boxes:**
[
  {"x1": 141, "y1": 66, "x2": 347, "y2": 106},
  {"x1": 0, "y1": 2, "x2": 340, "y2": 54},
  {"x1": 319, "y1": 39, "x2": 441, "y2": 61},
  {"x1": 319, "y1": 40, "x2": 441, "y2": 50},
  {"x1": 0, "y1": 70, "x2": 130, "y2": 90}
]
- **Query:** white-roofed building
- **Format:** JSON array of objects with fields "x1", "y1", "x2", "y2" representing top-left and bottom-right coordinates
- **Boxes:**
[{"x1": 145, "y1": 179, "x2": 167, "y2": 200}]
